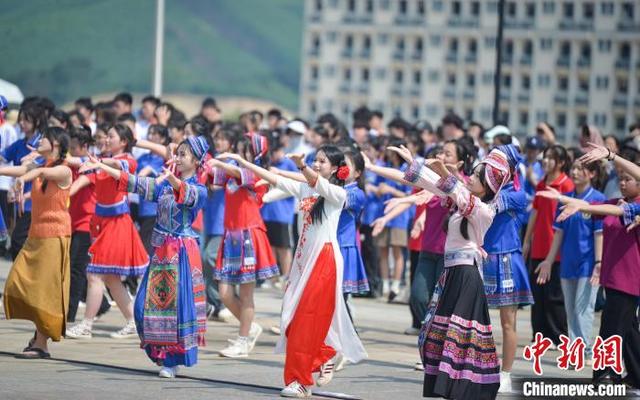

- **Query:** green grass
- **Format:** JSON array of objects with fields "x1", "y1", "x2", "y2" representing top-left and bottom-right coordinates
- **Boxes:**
[{"x1": 0, "y1": 0, "x2": 302, "y2": 109}]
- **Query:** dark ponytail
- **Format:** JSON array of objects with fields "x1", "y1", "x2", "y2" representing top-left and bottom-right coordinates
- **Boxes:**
[
  {"x1": 310, "y1": 145, "x2": 347, "y2": 224},
  {"x1": 41, "y1": 126, "x2": 70, "y2": 192},
  {"x1": 344, "y1": 150, "x2": 365, "y2": 190},
  {"x1": 112, "y1": 123, "x2": 136, "y2": 153}
]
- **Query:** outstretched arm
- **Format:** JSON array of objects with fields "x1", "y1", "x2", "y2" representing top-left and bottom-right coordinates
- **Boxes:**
[
  {"x1": 215, "y1": 153, "x2": 278, "y2": 185},
  {"x1": 0, "y1": 165, "x2": 29, "y2": 177},
  {"x1": 70, "y1": 174, "x2": 91, "y2": 197},
  {"x1": 579, "y1": 142, "x2": 640, "y2": 181},
  {"x1": 19, "y1": 166, "x2": 72, "y2": 186}
]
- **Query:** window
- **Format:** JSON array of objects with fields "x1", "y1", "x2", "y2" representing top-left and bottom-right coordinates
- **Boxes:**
[
  {"x1": 543, "y1": 1, "x2": 555, "y2": 14},
  {"x1": 428, "y1": 70, "x2": 440, "y2": 82},
  {"x1": 417, "y1": 0, "x2": 425, "y2": 15},
  {"x1": 617, "y1": 77, "x2": 628, "y2": 93},
  {"x1": 471, "y1": 1, "x2": 480, "y2": 16},
  {"x1": 378, "y1": 33, "x2": 388, "y2": 44},
  {"x1": 540, "y1": 38, "x2": 552, "y2": 50},
  {"x1": 452, "y1": 1, "x2": 461, "y2": 16},
  {"x1": 598, "y1": 39, "x2": 612, "y2": 52},
  {"x1": 520, "y1": 111, "x2": 529, "y2": 126},
  {"x1": 557, "y1": 112, "x2": 567, "y2": 128},
  {"x1": 503, "y1": 74, "x2": 512, "y2": 88},
  {"x1": 507, "y1": 2, "x2": 516, "y2": 17},
  {"x1": 432, "y1": 0, "x2": 443, "y2": 12},
  {"x1": 500, "y1": 111, "x2": 510, "y2": 124},
  {"x1": 311, "y1": 65, "x2": 319, "y2": 80},
  {"x1": 396, "y1": 37, "x2": 405, "y2": 52},
  {"x1": 620, "y1": 43, "x2": 631, "y2": 59},
  {"x1": 622, "y1": 2, "x2": 634, "y2": 19},
  {"x1": 315, "y1": 0, "x2": 323, "y2": 12},
  {"x1": 583, "y1": 2, "x2": 594, "y2": 19},
  {"x1": 594, "y1": 113, "x2": 607, "y2": 126},
  {"x1": 469, "y1": 39, "x2": 477, "y2": 55},
  {"x1": 616, "y1": 116, "x2": 626, "y2": 131},
  {"x1": 449, "y1": 38, "x2": 459, "y2": 54},
  {"x1": 447, "y1": 73, "x2": 456, "y2": 85},
  {"x1": 324, "y1": 65, "x2": 336, "y2": 77},
  {"x1": 366, "y1": 0, "x2": 374, "y2": 13},
  {"x1": 467, "y1": 73, "x2": 475, "y2": 87},
  {"x1": 526, "y1": 2, "x2": 536, "y2": 18},
  {"x1": 362, "y1": 68, "x2": 370, "y2": 82},
  {"x1": 538, "y1": 74, "x2": 551, "y2": 87},
  {"x1": 524, "y1": 40, "x2": 533, "y2": 56},
  {"x1": 413, "y1": 70, "x2": 422, "y2": 84},
  {"x1": 596, "y1": 76, "x2": 609, "y2": 89},
  {"x1": 486, "y1": 1, "x2": 497, "y2": 13},
  {"x1": 577, "y1": 113, "x2": 587, "y2": 126},
  {"x1": 309, "y1": 100, "x2": 317, "y2": 115},
  {"x1": 522, "y1": 75, "x2": 531, "y2": 90},
  {"x1": 343, "y1": 67, "x2": 352, "y2": 81},
  {"x1": 395, "y1": 69, "x2": 404, "y2": 84},
  {"x1": 600, "y1": 2, "x2": 614, "y2": 15},
  {"x1": 380, "y1": 0, "x2": 390, "y2": 9},
  {"x1": 485, "y1": 37, "x2": 496, "y2": 48},
  {"x1": 580, "y1": 43, "x2": 591, "y2": 61},
  {"x1": 482, "y1": 72, "x2": 494, "y2": 84},
  {"x1": 536, "y1": 110, "x2": 548, "y2": 122},
  {"x1": 347, "y1": 0, "x2": 356, "y2": 12},
  {"x1": 558, "y1": 76, "x2": 569, "y2": 91},
  {"x1": 412, "y1": 106, "x2": 420, "y2": 119},
  {"x1": 426, "y1": 104, "x2": 439, "y2": 116},
  {"x1": 415, "y1": 37, "x2": 423, "y2": 53},
  {"x1": 465, "y1": 109, "x2": 474, "y2": 121},
  {"x1": 399, "y1": 0, "x2": 408, "y2": 14},
  {"x1": 327, "y1": 31, "x2": 337, "y2": 43},
  {"x1": 311, "y1": 35, "x2": 321, "y2": 51},
  {"x1": 345, "y1": 34, "x2": 353, "y2": 50},
  {"x1": 578, "y1": 78, "x2": 589, "y2": 92},
  {"x1": 560, "y1": 41, "x2": 571, "y2": 58},
  {"x1": 563, "y1": 2, "x2": 574, "y2": 18},
  {"x1": 364, "y1": 35, "x2": 371, "y2": 51}
]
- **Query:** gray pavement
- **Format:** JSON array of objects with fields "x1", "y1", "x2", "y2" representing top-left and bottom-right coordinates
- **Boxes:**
[{"x1": 0, "y1": 258, "x2": 595, "y2": 400}]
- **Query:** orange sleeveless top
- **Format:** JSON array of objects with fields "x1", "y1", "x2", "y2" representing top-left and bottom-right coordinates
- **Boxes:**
[{"x1": 29, "y1": 173, "x2": 72, "y2": 239}]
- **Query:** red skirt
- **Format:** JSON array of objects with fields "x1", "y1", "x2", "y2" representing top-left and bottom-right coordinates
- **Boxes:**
[
  {"x1": 214, "y1": 226, "x2": 279, "y2": 284},
  {"x1": 87, "y1": 214, "x2": 149, "y2": 276}
]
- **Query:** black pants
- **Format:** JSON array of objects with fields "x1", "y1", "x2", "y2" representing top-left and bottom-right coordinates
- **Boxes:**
[
  {"x1": 594, "y1": 287, "x2": 640, "y2": 388},
  {"x1": 360, "y1": 225, "x2": 380, "y2": 297},
  {"x1": 409, "y1": 250, "x2": 421, "y2": 329},
  {"x1": 137, "y1": 215, "x2": 156, "y2": 257},
  {"x1": 10, "y1": 212, "x2": 31, "y2": 260},
  {"x1": 68, "y1": 231, "x2": 111, "y2": 322},
  {"x1": 529, "y1": 258, "x2": 567, "y2": 345}
]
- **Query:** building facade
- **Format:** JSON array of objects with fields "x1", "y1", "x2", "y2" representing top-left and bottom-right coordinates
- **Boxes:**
[{"x1": 299, "y1": 0, "x2": 640, "y2": 143}]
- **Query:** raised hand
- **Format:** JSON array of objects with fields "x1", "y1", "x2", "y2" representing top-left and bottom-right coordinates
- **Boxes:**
[
  {"x1": 386, "y1": 145, "x2": 414, "y2": 165},
  {"x1": 556, "y1": 202, "x2": 583, "y2": 222},
  {"x1": 371, "y1": 217, "x2": 387, "y2": 237},
  {"x1": 286, "y1": 153, "x2": 306, "y2": 168},
  {"x1": 536, "y1": 187, "x2": 561, "y2": 200},
  {"x1": 360, "y1": 151, "x2": 373, "y2": 169},
  {"x1": 578, "y1": 142, "x2": 610, "y2": 165},
  {"x1": 424, "y1": 158, "x2": 449, "y2": 178},
  {"x1": 78, "y1": 155, "x2": 101, "y2": 173},
  {"x1": 384, "y1": 196, "x2": 406, "y2": 214}
]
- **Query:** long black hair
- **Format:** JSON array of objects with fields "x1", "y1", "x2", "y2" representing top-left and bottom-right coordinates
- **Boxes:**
[
  {"x1": 445, "y1": 138, "x2": 476, "y2": 176},
  {"x1": 41, "y1": 126, "x2": 70, "y2": 192},
  {"x1": 309, "y1": 145, "x2": 347, "y2": 224},
  {"x1": 543, "y1": 144, "x2": 571, "y2": 175}
]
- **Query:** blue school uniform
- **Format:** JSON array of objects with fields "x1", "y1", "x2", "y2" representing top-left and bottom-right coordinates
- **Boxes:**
[
  {"x1": 260, "y1": 157, "x2": 297, "y2": 224},
  {"x1": 378, "y1": 162, "x2": 412, "y2": 230},
  {"x1": 2, "y1": 138, "x2": 33, "y2": 212},
  {"x1": 136, "y1": 153, "x2": 165, "y2": 218},
  {"x1": 361, "y1": 160, "x2": 385, "y2": 227},
  {"x1": 483, "y1": 182, "x2": 535, "y2": 307},
  {"x1": 523, "y1": 159, "x2": 544, "y2": 223},
  {"x1": 553, "y1": 187, "x2": 606, "y2": 279},
  {"x1": 339, "y1": 182, "x2": 369, "y2": 293}
]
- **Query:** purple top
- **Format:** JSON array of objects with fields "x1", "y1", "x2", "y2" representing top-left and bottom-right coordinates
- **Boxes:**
[
  {"x1": 420, "y1": 196, "x2": 448, "y2": 255},
  {"x1": 600, "y1": 198, "x2": 640, "y2": 297}
]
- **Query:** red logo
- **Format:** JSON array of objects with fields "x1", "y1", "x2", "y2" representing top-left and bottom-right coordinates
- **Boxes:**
[
  {"x1": 592, "y1": 335, "x2": 623, "y2": 375},
  {"x1": 523, "y1": 332, "x2": 553, "y2": 375},
  {"x1": 556, "y1": 335, "x2": 586, "y2": 371}
]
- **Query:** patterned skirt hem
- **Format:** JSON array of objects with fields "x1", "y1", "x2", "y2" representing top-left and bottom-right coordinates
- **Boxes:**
[
  {"x1": 342, "y1": 279, "x2": 370, "y2": 294},
  {"x1": 214, "y1": 264, "x2": 280, "y2": 284},
  {"x1": 486, "y1": 293, "x2": 534, "y2": 308},
  {"x1": 87, "y1": 263, "x2": 147, "y2": 276}
]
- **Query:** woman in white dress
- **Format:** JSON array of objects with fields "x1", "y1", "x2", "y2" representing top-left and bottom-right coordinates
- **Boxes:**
[{"x1": 217, "y1": 144, "x2": 367, "y2": 398}]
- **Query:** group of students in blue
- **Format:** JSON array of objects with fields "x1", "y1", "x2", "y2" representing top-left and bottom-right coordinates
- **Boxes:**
[{"x1": 1, "y1": 92, "x2": 639, "y2": 399}]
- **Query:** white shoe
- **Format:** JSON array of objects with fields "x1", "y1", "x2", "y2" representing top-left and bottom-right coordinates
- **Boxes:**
[
  {"x1": 270, "y1": 325, "x2": 282, "y2": 335},
  {"x1": 414, "y1": 361, "x2": 424, "y2": 371},
  {"x1": 66, "y1": 320, "x2": 93, "y2": 339},
  {"x1": 248, "y1": 322, "x2": 263, "y2": 351},
  {"x1": 316, "y1": 359, "x2": 335, "y2": 386},
  {"x1": 159, "y1": 366, "x2": 178, "y2": 378},
  {"x1": 280, "y1": 381, "x2": 311, "y2": 398},
  {"x1": 334, "y1": 353, "x2": 347, "y2": 372},
  {"x1": 404, "y1": 327, "x2": 420, "y2": 335},
  {"x1": 110, "y1": 320, "x2": 137, "y2": 339},
  {"x1": 209, "y1": 308, "x2": 233, "y2": 323},
  {"x1": 219, "y1": 338, "x2": 249, "y2": 358},
  {"x1": 498, "y1": 371, "x2": 513, "y2": 393}
]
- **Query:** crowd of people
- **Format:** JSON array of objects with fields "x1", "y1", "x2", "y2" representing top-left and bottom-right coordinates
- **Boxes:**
[{"x1": 0, "y1": 91, "x2": 638, "y2": 399}]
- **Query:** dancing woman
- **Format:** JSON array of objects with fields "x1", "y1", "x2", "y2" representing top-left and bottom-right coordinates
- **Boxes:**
[
  {"x1": 78, "y1": 136, "x2": 209, "y2": 378},
  {"x1": 382, "y1": 145, "x2": 512, "y2": 400},
  {"x1": 217, "y1": 145, "x2": 367, "y2": 398},
  {"x1": 2, "y1": 127, "x2": 72, "y2": 358}
]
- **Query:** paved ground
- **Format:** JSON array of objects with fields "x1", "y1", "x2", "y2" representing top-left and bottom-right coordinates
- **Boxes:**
[{"x1": 0, "y1": 258, "x2": 600, "y2": 400}]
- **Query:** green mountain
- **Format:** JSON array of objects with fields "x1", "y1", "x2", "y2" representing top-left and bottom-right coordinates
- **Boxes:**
[{"x1": 0, "y1": 0, "x2": 303, "y2": 110}]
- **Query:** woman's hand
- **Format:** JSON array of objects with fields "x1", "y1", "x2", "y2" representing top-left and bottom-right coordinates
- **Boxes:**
[
  {"x1": 78, "y1": 154, "x2": 102, "y2": 174},
  {"x1": 216, "y1": 152, "x2": 241, "y2": 162},
  {"x1": 371, "y1": 217, "x2": 387, "y2": 237},
  {"x1": 156, "y1": 166, "x2": 180, "y2": 187},
  {"x1": 361, "y1": 151, "x2": 373, "y2": 170},
  {"x1": 534, "y1": 260, "x2": 552, "y2": 285},
  {"x1": 384, "y1": 196, "x2": 406, "y2": 214},
  {"x1": 386, "y1": 145, "x2": 414, "y2": 165},
  {"x1": 536, "y1": 187, "x2": 561, "y2": 201},
  {"x1": 627, "y1": 215, "x2": 640, "y2": 232},
  {"x1": 556, "y1": 202, "x2": 584, "y2": 223},
  {"x1": 424, "y1": 159, "x2": 449, "y2": 178},
  {"x1": 578, "y1": 142, "x2": 610, "y2": 165},
  {"x1": 286, "y1": 153, "x2": 306, "y2": 169},
  {"x1": 590, "y1": 264, "x2": 601, "y2": 286},
  {"x1": 14, "y1": 178, "x2": 25, "y2": 216}
]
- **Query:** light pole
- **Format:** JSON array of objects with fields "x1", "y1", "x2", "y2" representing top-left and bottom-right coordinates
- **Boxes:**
[
  {"x1": 153, "y1": 0, "x2": 165, "y2": 97},
  {"x1": 493, "y1": 0, "x2": 505, "y2": 125}
]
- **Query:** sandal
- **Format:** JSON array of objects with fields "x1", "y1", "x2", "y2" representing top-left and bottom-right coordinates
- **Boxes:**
[
  {"x1": 22, "y1": 331, "x2": 37, "y2": 352},
  {"x1": 15, "y1": 346, "x2": 51, "y2": 359}
]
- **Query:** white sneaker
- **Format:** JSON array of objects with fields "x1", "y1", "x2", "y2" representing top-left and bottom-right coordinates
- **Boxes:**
[
  {"x1": 414, "y1": 361, "x2": 424, "y2": 371},
  {"x1": 66, "y1": 320, "x2": 93, "y2": 339},
  {"x1": 110, "y1": 320, "x2": 138, "y2": 339},
  {"x1": 219, "y1": 338, "x2": 249, "y2": 358},
  {"x1": 209, "y1": 308, "x2": 233, "y2": 323},
  {"x1": 498, "y1": 371, "x2": 513, "y2": 393},
  {"x1": 248, "y1": 322, "x2": 263, "y2": 351},
  {"x1": 334, "y1": 353, "x2": 347, "y2": 372},
  {"x1": 280, "y1": 381, "x2": 311, "y2": 398},
  {"x1": 404, "y1": 327, "x2": 420, "y2": 335},
  {"x1": 159, "y1": 366, "x2": 178, "y2": 378},
  {"x1": 270, "y1": 325, "x2": 282, "y2": 335},
  {"x1": 316, "y1": 359, "x2": 335, "y2": 386}
]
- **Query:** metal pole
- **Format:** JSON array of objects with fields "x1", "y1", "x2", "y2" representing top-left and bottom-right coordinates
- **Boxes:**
[
  {"x1": 153, "y1": 0, "x2": 165, "y2": 97},
  {"x1": 492, "y1": 0, "x2": 505, "y2": 125}
]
